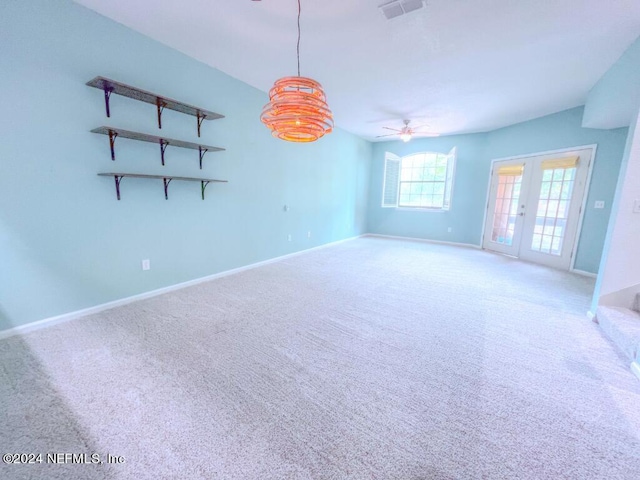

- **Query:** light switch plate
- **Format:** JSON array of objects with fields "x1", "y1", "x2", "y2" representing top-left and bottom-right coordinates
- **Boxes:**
[
  {"x1": 594, "y1": 201, "x2": 605, "y2": 209},
  {"x1": 633, "y1": 199, "x2": 640, "y2": 213}
]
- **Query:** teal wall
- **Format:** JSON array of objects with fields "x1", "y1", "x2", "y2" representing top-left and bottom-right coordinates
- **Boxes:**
[
  {"x1": 367, "y1": 134, "x2": 488, "y2": 245},
  {"x1": 485, "y1": 108, "x2": 628, "y2": 273},
  {"x1": 583, "y1": 36, "x2": 640, "y2": 130},
  {"x1": 0, "y1": 0, "x2": 372, "y2": 330},
  {"x1": 0, "y1": 1, "x2": 631, "y2": 331},
  {"x1": 368, "y1": 107, "x2": 628, "y2": 273}
]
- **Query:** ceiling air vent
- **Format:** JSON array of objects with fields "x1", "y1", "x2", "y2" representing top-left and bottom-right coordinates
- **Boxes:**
[{"x1": 379, "y1": 0, "x2": 425, "y2": 20}]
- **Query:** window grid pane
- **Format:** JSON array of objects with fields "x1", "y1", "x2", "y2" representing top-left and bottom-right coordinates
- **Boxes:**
[
  {"x1": 398, "y1": 153, "x2": 450, "y2": 209},
  {"x1": 530, "y1": 167, "x2": 576, "y2": 256},
  {"x1": 491, "y1": 171, "x2": 523, "y2": 246}
]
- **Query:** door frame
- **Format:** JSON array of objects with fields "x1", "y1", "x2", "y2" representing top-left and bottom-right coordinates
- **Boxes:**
[{"x1": 480, "y1": 144, "x2": 598, "y2": 272}]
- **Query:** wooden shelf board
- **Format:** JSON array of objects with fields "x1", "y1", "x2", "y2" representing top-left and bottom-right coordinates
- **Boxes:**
[
  {"x1": 91, "y1": 127, "x2": 225, "y2": 152},
  {"x1": 86, "y1": 77, "x2": 224, "y2": 121},
  {"x1": 98, "y1": 173, "x2": 227, "y2": 183}
]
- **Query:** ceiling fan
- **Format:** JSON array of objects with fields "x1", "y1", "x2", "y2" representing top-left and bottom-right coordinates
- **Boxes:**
[{"x1": 376, "y1": 119, "x2": 440, "y2": 142}]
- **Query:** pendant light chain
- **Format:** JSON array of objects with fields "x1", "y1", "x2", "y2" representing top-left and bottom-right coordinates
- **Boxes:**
[{"x1": 297, "y1": 0, "x2": 301, "y2": 77}]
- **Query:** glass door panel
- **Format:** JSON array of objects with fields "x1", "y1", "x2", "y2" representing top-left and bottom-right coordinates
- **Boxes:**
[
  {"x1": 483, "y1": 148, "x2": 591, "y2": 271},
  {"x1": 491, "y1": 174, "x2": 522, "y2": 246},
  {"x1": 482, "y1": 161, "x2": 527, "y2": 256},
  {"x1": 530, "y1": 167, "x2": 576, "y2": 255},
  {"x1": 519, "y1": 151, "x2": 591, "y2": 270}
]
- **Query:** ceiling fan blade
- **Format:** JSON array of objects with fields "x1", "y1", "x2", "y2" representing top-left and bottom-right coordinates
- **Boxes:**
[
  {"x1": 382, "y1": 127, "x2": 402, "y2": 132},
  {"x1": 375, "y1": 133, "x2": 400, "y2": 138},
  {"x1": 412, "y1": 132, "x2": 440, "y2": 137}
]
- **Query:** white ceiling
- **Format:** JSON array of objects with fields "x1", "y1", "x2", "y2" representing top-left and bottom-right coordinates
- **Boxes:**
[{"x1": 75, "y1": 0, "x2": 640, "y2": 141}]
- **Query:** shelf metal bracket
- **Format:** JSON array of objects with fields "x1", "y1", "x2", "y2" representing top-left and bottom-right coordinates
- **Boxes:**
[
  {"x1": 163, "y1": 177, "x2": 172, "y2": 200},
  {"x1": 198, "y1": 146, "x2": 209, "y2": 170},
  {"x1": 201, "y1": 180, "x2": 211, "y2": 200},
  {"x1": 156, "y1": 99, "x2": 167, "y2": 129},
  {"x1": 108, "y1": 130, "x2": 118, "y2": 161},
  {"x1": 196, "y1": 112, "x2": 206, "y2": 138},
  {"x1": 159, "y1": 139, "x2": 169, "y2": 166},
  {"x1": 103, "y1": 86, "x2": 114, "y2": 117},
  {"x1": 113, "y1": 174, "x2": 124, "y2": 201}
]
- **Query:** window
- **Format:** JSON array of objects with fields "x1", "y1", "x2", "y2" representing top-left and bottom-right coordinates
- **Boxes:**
[{"x1": 382, "y1": 148, "x2": 456, "y2": 210}]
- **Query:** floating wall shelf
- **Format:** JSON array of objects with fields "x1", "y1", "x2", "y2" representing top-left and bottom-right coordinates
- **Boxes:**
[
  {"x1": 91, "y1": 126, "x2": 225, "y2": 168},
  {"x1": 98, "y1": 173, "x2": 227, "y2": 201},
  {"x1": 86, "y1": 76, "x2": 224, "y2": 137}
]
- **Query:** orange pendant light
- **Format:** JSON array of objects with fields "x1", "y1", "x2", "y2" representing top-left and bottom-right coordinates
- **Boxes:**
[
  {"x1": 260, "y1": 0, "x2": 333, "y2": 142},
  {"x1": 261, "y1": 76, "x2": 333, "y2": 142}
]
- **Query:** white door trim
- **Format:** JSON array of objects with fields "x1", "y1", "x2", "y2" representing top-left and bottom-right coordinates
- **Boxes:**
[
  {"x1": 481, "y1": 144, "x2": 598, "y2": 273},
  {"x1": 490, "y1": 144, "x2": 598, "y2": 163},
  {"x1": 569, "y1": 145, "x2": 597, "y2": 271}
]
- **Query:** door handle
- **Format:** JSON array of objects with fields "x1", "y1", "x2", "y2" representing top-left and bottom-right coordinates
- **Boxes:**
[{"x1": 518, "y1": 212, "x2": 525, "y2": 216}]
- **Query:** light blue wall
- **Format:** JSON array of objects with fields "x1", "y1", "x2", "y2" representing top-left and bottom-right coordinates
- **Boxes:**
[
  {"x1": 367, "y1": 134, "x2": 488, "y2": 245},
  {"x1": 486, "y1": 107, "x2": 628, "y2": 273},
  {"x1": 0, "y1": 0, "x2": 371, "y2": 330},
  {"x1": 583, "y1": 36, "x2": 640, "y2": 130},
  {"x1": 368, "y1": 107, "x2": 628, "y2": 273}
]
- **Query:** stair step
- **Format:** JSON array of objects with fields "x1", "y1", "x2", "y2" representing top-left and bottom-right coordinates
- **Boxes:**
[{"x1": 596, "y1": 306, "x2": 640, "y2": 363}]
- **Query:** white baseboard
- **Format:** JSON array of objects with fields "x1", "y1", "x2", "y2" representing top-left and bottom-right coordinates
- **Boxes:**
[
  {"x1": 571, "y1": 269, "x2": 597, "y2": 278},
  {"x1": 598, "y1": 284, "x2": 640, "y2": 310},
  {"x1": 365, "y1": 233, "x2": 481, "y2": 249},
  {"x1": 368, "y1": 235, "x2": 600, "y2": 277},
  {"x1": 631, "y1": 361, "x2": 640, "y2": 382},
  {"x1": 0, "y1": 235, "x2": 363, "y2": 341}
]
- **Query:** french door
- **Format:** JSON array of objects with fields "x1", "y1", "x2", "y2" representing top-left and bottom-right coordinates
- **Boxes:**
[{"x1": 482, "y1": 148, "x2": 593, "y2": 270}]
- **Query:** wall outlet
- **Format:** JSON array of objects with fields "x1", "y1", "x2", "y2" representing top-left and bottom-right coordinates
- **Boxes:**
[
  {"x1": 141, "y1": 259, "x2": 150, "y2": 271},
  {"x1": 594, "y1": 201, "x2": 605, "y2": 209},
  {"x1": 634, "y1": 199, "x2": 640, "y2": 213},
  {"x1": 287, "y1": 234, "x2": 292, "y2": 242},
  {"x1": 307, "y1": 231, "x2": 311, "y2": 238},
  {"x1": 447, "y1": 227, "x2": 452, "y2": 233}
]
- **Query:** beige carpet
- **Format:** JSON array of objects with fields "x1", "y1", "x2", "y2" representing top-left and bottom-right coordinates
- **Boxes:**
[{"x1": 1, "y1": 236, "x2": 639, "y2": 479}]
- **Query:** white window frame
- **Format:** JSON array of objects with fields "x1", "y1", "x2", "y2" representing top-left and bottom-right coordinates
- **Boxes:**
[{"x1": 382, "y1": 148, "x2": 457, "y2": 211}]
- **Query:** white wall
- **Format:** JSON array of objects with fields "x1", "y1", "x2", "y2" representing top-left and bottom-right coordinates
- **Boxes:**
[{"x1": 595, "y1": 110, "x2": 640, "y2": 309}]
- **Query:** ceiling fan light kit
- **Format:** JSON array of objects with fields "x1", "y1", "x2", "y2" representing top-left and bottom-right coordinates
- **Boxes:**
[{"x1": 260, "y1": 0, "x2": 334, "y2": 143}]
